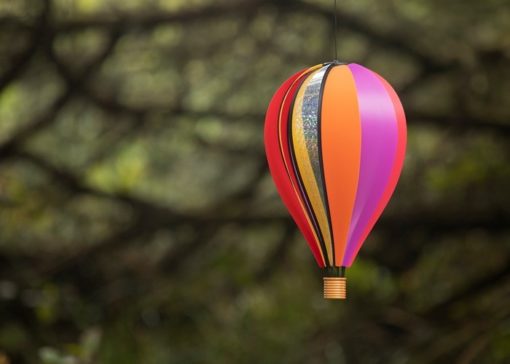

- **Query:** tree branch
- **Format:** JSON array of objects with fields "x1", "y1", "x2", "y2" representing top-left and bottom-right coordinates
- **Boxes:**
[
  {"x1": 0, "y1": 1, "x2": 50, "y2": 93},
  {"x1": 54, "y1": 0, "x2": 272, "y2": 32}
]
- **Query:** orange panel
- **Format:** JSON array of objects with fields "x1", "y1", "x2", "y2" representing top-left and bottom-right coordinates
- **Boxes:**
[{"x1": 321, "y1": 65, "x2": 361, "y2": 265}]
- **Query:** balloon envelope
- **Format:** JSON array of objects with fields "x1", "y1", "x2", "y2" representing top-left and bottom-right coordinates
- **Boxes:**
[{"x1": 264, "y1": 62, "x2": 407, "y2": 268}]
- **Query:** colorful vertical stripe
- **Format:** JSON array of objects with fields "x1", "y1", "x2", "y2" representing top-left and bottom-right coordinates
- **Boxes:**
[{"x1": 264, "y1": 62, "x2": 407, "y2": 268}]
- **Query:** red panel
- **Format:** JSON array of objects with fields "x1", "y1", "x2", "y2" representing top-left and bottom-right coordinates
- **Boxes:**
[{"x1": 264, "y1": 66, "x2": 325, "y2": 267}]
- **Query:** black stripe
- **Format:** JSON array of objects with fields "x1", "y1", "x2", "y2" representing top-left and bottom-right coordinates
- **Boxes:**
[
  {"x1": 276, "y1": 70, "x2": 314, "y2": 181},
  {"x1": 287, "y1": 68, "x2": 330, "y2": 265},
  {"x1": 317, "y1": 64, "x2": 336, "y2": 266},
  {"x1": 323, "y1": 266, "x2": 346, "y2": 277},
  {"x1": 325, "y1": 60, "x2": 346, "y2": 66}
]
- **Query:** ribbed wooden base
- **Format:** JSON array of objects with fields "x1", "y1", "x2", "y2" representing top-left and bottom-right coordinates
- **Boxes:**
[{"x1": 323, "y1": 277, "x2": 346, "y2": 299}]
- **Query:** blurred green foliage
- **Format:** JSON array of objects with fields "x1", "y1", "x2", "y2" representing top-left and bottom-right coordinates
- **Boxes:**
[{"x1": 0, "y1": 0, "x2": 509, "y2": 363}]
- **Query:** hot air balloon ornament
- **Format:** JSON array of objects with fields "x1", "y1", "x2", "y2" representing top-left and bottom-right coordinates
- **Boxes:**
[{"x1": 264, "y1": 61, "x2": 407, "y2": 299}]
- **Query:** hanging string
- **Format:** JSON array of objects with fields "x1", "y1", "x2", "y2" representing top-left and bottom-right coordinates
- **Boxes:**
[{"x1": 333, "y1": 0, "x2": 338, "y2": 61}]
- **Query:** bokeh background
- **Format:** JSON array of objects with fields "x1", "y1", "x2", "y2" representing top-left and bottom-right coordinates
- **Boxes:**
[{"x1": 1, "y1": 0, "x2": 509, "y2": 363}]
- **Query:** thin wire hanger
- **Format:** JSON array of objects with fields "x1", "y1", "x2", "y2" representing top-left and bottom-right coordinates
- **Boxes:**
[{"x1": 333, "y1": 0, "x2": 338, "y2": 61}]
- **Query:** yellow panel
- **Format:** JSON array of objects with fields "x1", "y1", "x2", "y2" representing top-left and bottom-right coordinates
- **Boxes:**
[{"x1": 291, "y1": 70, "x2": 333, "y2": 265}]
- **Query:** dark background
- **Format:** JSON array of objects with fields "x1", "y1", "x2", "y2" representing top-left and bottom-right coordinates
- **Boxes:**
[{"x1": 0, "y1": 0, "x2": 509, "y2": 363}]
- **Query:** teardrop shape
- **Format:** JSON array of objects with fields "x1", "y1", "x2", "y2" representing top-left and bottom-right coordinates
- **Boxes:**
[{"x1": 264, "y1": 62, "x2": 407, "y2": 276}]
